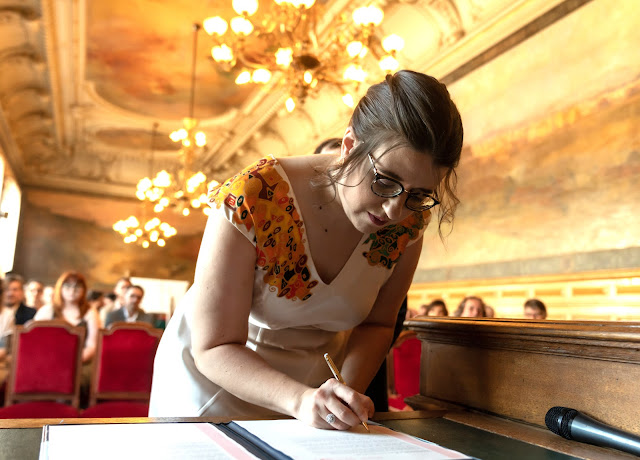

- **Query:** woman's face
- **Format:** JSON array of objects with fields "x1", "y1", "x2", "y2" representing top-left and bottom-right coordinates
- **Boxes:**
[
  {"x1": 61, "y1": 278, "x2": 85, "y2": 304},
  {"x1": 338, "y1": 135, "x2": 444, "y2": 234}
]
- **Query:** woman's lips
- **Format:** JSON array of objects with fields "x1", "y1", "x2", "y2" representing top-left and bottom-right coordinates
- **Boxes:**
[{"x1": 368, "y1": 213, "x2": 388, "y2": 226}]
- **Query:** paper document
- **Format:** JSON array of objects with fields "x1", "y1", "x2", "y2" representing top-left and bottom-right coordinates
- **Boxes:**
[
  {"x1": 39, "y1": 423, "x2": 259, "y2": 460},
  {"x1": 236, "y1": 419, "x2": 471, "y2": 459}
]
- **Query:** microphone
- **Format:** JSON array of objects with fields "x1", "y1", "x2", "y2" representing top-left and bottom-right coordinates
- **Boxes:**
[{"x1": 545, "y1": 406, "x2": 640, "y2": 456}]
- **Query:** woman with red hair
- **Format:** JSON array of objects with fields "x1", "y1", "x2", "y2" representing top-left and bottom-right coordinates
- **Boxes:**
[{"x1": 34, "y1": 271, "x2": 99, "y2": 363}]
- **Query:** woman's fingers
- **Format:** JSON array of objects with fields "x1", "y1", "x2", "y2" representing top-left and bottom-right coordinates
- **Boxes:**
[{"x1": 320, "y1": 379, "x2": 373, "y2": 430}]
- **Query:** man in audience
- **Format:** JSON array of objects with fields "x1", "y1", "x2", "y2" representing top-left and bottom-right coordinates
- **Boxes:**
[
  {"x1": 2, "y1": 274, "x2": 36, "y2": 325},
  {"x1": 24, "y1": 279, "x2": 44, "y2": 310},
  {"x1": 524, "y1": 298, "x2": 548, "y2": 319},
  {"x1": 453, "y1": 296, "x2": 487, "y2": 318},
  {"x1": 105, "y1": 285, "x2": 155, "y2": 327},
  {"x1": 100, "y1": 276, "x2": 131, "y2": 326}
]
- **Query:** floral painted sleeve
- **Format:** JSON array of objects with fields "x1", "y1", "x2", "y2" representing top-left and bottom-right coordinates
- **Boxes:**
[{"x1": 208, "y1": 156, "x2": 318, "y2": 301}]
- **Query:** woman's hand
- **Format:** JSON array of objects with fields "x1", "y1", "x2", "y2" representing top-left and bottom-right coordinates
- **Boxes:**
[{"x1": 296, "y1": 379, "x2": 374, "y2": 430}]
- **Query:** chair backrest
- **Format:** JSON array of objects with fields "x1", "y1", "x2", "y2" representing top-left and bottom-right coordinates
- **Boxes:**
[
  {"x1": 392, "y1": 336, "x2": 421, "y2": 398},
  {"x1": 5, "y1": 320, "x2": 86, "y2": 408},
  {"x1": 89, "y1": 321, "x2": 162, "y2": 406}
]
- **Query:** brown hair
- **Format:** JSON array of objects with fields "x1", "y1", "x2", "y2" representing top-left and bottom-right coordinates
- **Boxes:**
[
  {"x1": 453, "y1": 296, "x2": 486, "y2": 317},
  {"x1": 53, "y1": 271, "x2": 89, "y2": 318},
  {"x1": 325, "y1": 70, "x2": 463, "y2": 238}
]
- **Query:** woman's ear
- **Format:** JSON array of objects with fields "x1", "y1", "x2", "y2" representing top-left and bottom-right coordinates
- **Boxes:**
[{"x1": 341, "y1": 127, "x2": 357, "y2": 159}]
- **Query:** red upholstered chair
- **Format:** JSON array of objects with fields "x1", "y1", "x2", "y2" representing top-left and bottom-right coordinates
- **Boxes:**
[
  {"x1": 1, "y1": 320, "x2": 85, "y2": 418},
  {"x1": 388, "y1": 334, "x2": 421, "y2": 411},
  {"x1": 82, "y1": 322, "x2": 162, "y2": 417}
]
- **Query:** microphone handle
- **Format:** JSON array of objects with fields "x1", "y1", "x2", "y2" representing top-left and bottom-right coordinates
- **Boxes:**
[{"x1": 571, "y1": 413, "x2": 640, "y2": 456}]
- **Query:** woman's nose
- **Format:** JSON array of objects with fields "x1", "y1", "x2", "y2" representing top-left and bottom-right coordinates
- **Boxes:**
[{"x1": 382, "y1": 195, "x2": 406, "y2": 221}]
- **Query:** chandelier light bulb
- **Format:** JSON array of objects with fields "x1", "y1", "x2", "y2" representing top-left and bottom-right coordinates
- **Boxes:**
[
  {"x1": 195, "y1": 131, "x2": 207, "y2": 147},
  {"x1": 232, "y1": 0, "x2": 259, "y2": 16},
  {"x1": 142, "y1": 240, "x2": 150, "y2": 248},
  {"x1": 379, "y1": 55, "x2": 399, "y2": 72},
  {"x1": 212, "y1": 44, "x2": 234, "y2": 63},
  {"x1": 208, "y1": 179, "x2": 220, "y2": 189},
  {"x1": 157, "y1": 239, "x2": 166, "y2": 247},
  {"x1": 203, "y1": 207, "x2": 212, "y2": 216},
  {"x1": 285, "y1": 97, "x2": 296, "y2": 112},
  {"x1": 203, "y1": 16, "x2": 229, "y2": 36},
  {"x1": 154, "y1": 203, "x2": 164, "y2": 213},
  {"x1": 230, "y1": 16, "x2": 254, "y2": 35},
  {"x1": 346, "y1": 41, "x2": 363, "y2": 58},
  {"x1": 235, "y1": 71, "x2": 252, "y2": 84},
  {"x1": 301, "y1": 0, "x2": 315, "y2": 7},
  {"x1": 343, "y1": 64, "x2": 367, "y2": 82},
  {"x1": 275, "y1": 48, "x2": 293, "y2": 67},
  {"x1": 252, "y1": 68, "x2": 272, "y2": 83},
  {"x1": 352, "y1": 6, "x2": 384, "y2": 27},
  {"x1": 136, "y1": 190, "x2": 146, "y2": 201},
  {"x1": 303, "y1": 71, "x2": 313, "y2": 85},
  {"x1": 182, "y1": 208, "x2": 190, "y2": 217},
  {"x1": 382, "y1": 34, "x2": 404, "y2": 53},
  {"x1": 198, "y1": 193, "x2": 208, "y2": 203},
  {"x1": 342, "y1": 93, "x2": 355, "y2": 108}
]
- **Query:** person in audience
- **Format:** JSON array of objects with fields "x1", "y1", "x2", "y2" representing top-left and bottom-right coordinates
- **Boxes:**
[
  {"x1": 314, "y1": 138, "x2": 342, "y2": 155},
  {"x1": 105, "y1": 285, "x2": 155, "y2": 327},
  {"x1": 2, "y1": 274, "x2": 36, "y2": 326},
  {"x1": 421, "y1": 299, "x2": 448, "y2": 316},
  {"x1": 41, "y1": 285, "x2": 54, "y2": 309},
  {"x1": 24, "y1": 279, "x2": 44, "y2": 310},
  {"x1": 99, "y1": 276, "x2": 131, "y2": 326},
  {"x1": 87, "y1": 289, "x2": 104, "y2": 311},
  {"x1": 524, "y1": 298, "x2": 547, "y2": 319},
  {"x1": 34, "y1": 271, "x2": 99, "y2": 363},
  {"x1": 0, "y1": 280, "x2": 13, "y2": 361},
  {"x1": 453, "y1": 296, "x2": 486, "y2": 318},
  {"x1": 150, "y1": 70, "x2": 464, "y2": 429},
  {"x1": 484, "y1": 305, "x2": 496, "y2": 318}
]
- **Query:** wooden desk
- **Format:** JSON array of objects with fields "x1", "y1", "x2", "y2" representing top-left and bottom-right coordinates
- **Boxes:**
[{"x1": 0, "y1": 411, "x2": 634, "y2": 459}]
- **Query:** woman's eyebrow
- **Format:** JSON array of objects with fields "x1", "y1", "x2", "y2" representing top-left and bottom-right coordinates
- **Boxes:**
[{"x1": 376, "y1": 166, "x2": 435, "y2": 193}]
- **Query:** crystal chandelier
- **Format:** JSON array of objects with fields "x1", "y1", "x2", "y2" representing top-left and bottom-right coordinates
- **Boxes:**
[
  {"x1": 112, "y1": 215, "x2": 178, "y2": 248},
  {"x1": 135, "y1": 24, "x2": 219, "y2": 217},
  {"x1": 115, "y1": 123, "x2": 178, "y2": 248},
  {"x1": 203, "y1": 0, "x2": 404, "y2": 112}
]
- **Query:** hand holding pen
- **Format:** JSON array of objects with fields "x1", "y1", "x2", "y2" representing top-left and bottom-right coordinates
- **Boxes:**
[{"x1": 324, "y1": 353, "x2": 370, "y2": 432}]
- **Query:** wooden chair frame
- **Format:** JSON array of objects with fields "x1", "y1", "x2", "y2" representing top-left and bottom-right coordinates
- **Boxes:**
[
  {"x1": 5, "y1": 320, "x2": 86, "y2": 408},
  {"x1": 89, "y1": 321, "x2": 162, "y2": 407}
]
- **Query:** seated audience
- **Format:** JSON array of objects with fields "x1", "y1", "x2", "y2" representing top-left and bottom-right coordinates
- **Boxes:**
[
  {"x1": 3, "y1": 274, "x2": 36, "y2": 325},
  {"x1": 421, "y1": 299, "x2": 448, "y2": 317},
  {"x1": 524, "y1": 298, "x2": 547, "y2": 319},
  {"x1": 34, "y1": 271, "x2": 99, "y2": 363},
  {"x1": 453, "y1": 296, "x2": 487, "y2": 318},
  {"x1": 87, "y1": 289, "x2": 104, "y2": 312},
  {"x1": 99, "y1": 277, "x2": 131, "y2": 326},
  {"x1": 24, "y1": 279, "x2": 44, "y2": 310},
  {"x1": 105, "y1": 285, "x2": 155, "y2": 327}
]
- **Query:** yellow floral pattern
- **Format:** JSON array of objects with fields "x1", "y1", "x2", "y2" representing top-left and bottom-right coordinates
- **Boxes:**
[{"x1": 209, "y1": 156, "x2": 429, "y2": 301}]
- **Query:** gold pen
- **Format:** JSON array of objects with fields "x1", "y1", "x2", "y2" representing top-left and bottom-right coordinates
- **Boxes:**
[{"x1": 323, "y1": 352, "x2": 370, "y2": 432}]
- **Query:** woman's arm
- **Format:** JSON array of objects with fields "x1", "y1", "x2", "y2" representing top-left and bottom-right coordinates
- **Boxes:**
[
  {"x1": 340, "y1": 237, "x2": 423, "y2": 393},
  {"x1": 81, "y1": 307, "x2": 100, "y2": 363},
  {"x1": 191, "y1": 213, "x2": 372, "y2": 429}
]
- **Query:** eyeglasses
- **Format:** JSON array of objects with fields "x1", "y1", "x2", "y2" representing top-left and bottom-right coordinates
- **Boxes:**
[
  {"x1": 367, "y1": 153, "x2": 440, "y2": 212},
  {"x1": 62, "y1": 282, "x2": 83, "y2": 290}
]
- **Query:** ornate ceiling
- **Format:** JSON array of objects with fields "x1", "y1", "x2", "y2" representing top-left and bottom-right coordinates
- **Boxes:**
[{"x1": 0, "y1": 0, "x2": 589, "y2": 231}]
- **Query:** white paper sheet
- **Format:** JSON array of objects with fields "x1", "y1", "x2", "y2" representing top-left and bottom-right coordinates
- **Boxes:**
[
  {"x1": 39, "y1": 423, "x2": 259, "y2": 460},
  {"x1": 236, "y1": 419, "x2": 471, "y2": 459}
]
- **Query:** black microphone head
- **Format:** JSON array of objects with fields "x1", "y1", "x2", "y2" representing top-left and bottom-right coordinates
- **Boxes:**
[{"x1": 545, "y1": 406, "x2": 579, "y2": 440}]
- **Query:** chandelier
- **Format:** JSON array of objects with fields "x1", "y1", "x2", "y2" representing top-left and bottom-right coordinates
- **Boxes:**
[
  {"x1": 115, "y1": 123, "x2": 178, "y2": 248},
  {"x1": 203, "y1": 0, "x2": 404, "y2": 112},
  {"x1": 112, "y1": 215, "x2": 178, "y2": 248},
  {"x1": 135, "y1": 24, "x2": 219, "y2": 217}
]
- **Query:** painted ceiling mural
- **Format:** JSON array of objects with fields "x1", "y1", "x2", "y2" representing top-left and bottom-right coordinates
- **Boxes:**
[{"x1": 85, "y1": 0, "x2": 253, "y2": 119}]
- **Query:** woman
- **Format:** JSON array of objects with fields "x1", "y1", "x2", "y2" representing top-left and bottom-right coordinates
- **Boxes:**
[
  {"x1": 150, "y1": 70, "x2": 463, "y2": 429},
  {"x1": 34, "y1": 271, "x2": 100, "y2": 363}
]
